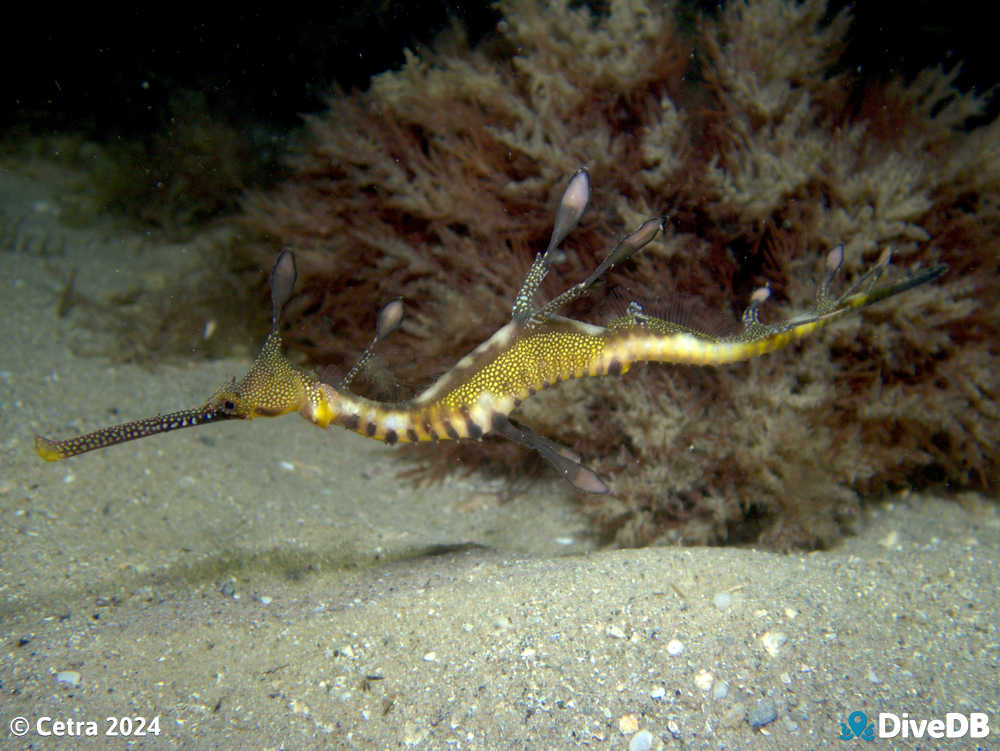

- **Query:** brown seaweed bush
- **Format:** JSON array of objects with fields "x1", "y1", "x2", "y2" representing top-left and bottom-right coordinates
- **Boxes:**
[{"x1": 240, "y1": 0, "x2": 999, "y2": 548}]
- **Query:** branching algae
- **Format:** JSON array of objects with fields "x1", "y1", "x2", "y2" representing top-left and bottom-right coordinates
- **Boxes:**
[{"x1": 35, "y1": 170, "x2": 947, "y2": 493}]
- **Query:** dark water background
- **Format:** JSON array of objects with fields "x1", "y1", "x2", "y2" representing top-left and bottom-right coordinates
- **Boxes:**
[{"x1": 3, "y1": 2, "x2": 995, "y2": 142}]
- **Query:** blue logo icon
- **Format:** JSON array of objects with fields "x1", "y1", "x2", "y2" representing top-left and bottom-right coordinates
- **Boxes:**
[{"x1": 840, "y1": 711, "x2": 875, "y2": 741}]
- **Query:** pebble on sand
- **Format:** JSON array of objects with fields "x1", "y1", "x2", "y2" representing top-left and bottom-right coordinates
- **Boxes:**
[
  {"x1": 748, "y1": 700, "x2": 778, "y2": 729},
  {"x1": 693, "y1": 669, "x2": 714, "y2": 691},
  {"x1": 628, "y1": 728, "x2": 654, "y2": 751},
  {"x1": 761, "y1": 630, "x2": 787, "y2": 656},
  {"x1": 712, "y1": 591, "x2": 733, "y2": 610},
  {"x1": 55, "y1": 670, "x2": 81, "y2": 687},
  {"x1": 618, "y1": 714, "x2": 639, "y2": 734}
]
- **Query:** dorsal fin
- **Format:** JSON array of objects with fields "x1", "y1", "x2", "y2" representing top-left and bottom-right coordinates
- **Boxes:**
[{"x1": 603, "y1": 290, "x2": 739, "y2": 339}]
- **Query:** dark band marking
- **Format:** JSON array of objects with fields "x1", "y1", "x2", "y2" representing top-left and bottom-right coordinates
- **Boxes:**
[
  {"x1": 384, "y1": 429, "x2": 398, "y2": 445},
  {"x1": 365, "y1": 422, "x2": 377, "y2": 437},
  {"x1": 406, "y1": 428, "x2": 419, "y2": 443},
  {"x1": 607, "y1": 359, "x2": 623, "y2": 376},
  {"x1": 465, "y1": 416, "x2": 483, "y2": 440},
  {"x1": 342, "y1": 414, "x2": 360, "y2": 431},
  {"x1": 443, "y1": 420, "x2": 460, "y2": 440}
]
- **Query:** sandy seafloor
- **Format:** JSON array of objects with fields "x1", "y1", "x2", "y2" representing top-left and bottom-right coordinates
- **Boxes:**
[{"x1": 1, "y1": 168, "x2": 997, "y2": 751}]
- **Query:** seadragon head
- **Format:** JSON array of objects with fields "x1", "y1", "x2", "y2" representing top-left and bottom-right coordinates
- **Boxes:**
[{"x1": 34, "y1": 251, "x2": 313, "y2": 460}]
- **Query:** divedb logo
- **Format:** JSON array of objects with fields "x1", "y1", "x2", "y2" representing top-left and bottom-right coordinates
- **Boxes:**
[{"x1": 840, "y1": 710, "x2": 991, "y2": 741}]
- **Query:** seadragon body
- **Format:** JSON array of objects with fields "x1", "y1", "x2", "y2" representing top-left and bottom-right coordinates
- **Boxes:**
[{"x1": 35, "y1": 170, "x2": 947, "y2": 493}]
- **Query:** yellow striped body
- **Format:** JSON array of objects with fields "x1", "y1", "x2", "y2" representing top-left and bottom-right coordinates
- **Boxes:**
[
  {"x1": 313, "y1": 319, "x2": 620, "y2": 444},
  {"x1": 32, "y1": 175, "x2": 946, "y2": 478},
  {"x1": 300, "y1": 306, "x2": 836, "y2": 447}
]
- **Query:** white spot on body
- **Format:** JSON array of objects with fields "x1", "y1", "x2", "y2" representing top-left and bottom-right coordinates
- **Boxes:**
[{"x1": 382, "y1": 413, "x2": 405, "y2": 432}]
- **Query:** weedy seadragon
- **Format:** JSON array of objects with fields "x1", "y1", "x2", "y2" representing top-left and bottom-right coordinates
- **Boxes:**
[{"x1": 36, "y1": 170, "x2": 947, "y2": 492}]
